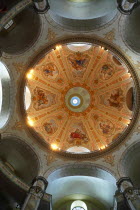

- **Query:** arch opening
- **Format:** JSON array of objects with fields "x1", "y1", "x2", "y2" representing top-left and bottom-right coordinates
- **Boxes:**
[
  {"x1": 121, "y1": 141, "x2": 140, "y2": 187},
  {"x1": 48, "y1": 0, "x2": 117, "y2": 31},
  {"x1": 0, "y1": 137, "x2": 40, "y2": 185},
  {"x1": 0, "y1": 61, "x2": 11, "y2": 129},
  {"x1": 46, "y1": 165, "x2": 117, "y2": 210},
  {"x1": 0, "y1": 6, "x2": 41, "y2": 54},
  {"x1": 71, "y1": 200, "x2": 87, "y2": 210}
]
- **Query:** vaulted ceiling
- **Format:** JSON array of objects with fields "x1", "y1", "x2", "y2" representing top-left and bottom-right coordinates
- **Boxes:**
[
  {"x1": 25, "y1": 43, "x2": 134, "y2": 155},
  {"x1": 0, "y1": 0, "x2": 140, "y2": 209}
]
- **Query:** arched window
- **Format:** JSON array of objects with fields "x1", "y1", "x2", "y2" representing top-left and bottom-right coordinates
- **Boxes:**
[
  {"x1": 0, "y1": 61, "x2": 11, "y2": 128},
  {"x1": 24, "y1": 86, "x2": 31, "y2": 110},
  {"x1": 72, "y1": 207, "x2": 85, "y2": 210},
  {"x1": 71, "y1": 200, "x2": 87, "y2": 210},
  {"x1": 67, "y1": 43, "x2": 91, "y2": 52},
  {"x1": 67, "y1": 146, "x2": 90, "y2": 153}
]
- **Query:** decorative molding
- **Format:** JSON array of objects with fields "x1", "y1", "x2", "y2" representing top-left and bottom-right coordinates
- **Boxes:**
[
  {"x1": 103, "y1": 154, "x2": 115, "y2": 166},
  {"x1": 12, "y1": 121, "x2": 23, "y2": 131},
  {"x1": 12, "y1": 62, "x2": 27, "y2": 74},
  {"x1": 43, "y1": 162, "x2": 117, "y2": 182},
  {"x1": 46, "y1": 28, "x2": 57, "y2": 41},
  {"x1": 104, "y1": 28, "x2": 116, "y2": 42},
  {"x1": 46, "y1": 153, "x2": 57, "y2": 166}
]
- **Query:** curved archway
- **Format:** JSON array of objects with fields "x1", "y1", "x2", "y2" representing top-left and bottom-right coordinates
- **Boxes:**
[
  {"x1": 45, "y1": 164, "x2": 116, "y2": 209},
  {"x1": 71, "y1": 200, "x2": 87, "y2": 210},
  {"x1": 0, "y1": 6, "x2": 41, "y2": 54},
  {"x1": 121, "y1": 7, "x2": 140, "y2": 54},
  {"x1": 48, "y1": 0, "x2": 117, "y2": 31},
  {"x1": 0, "y1": 61, "x2": 11, "y2": 129},
  {"x1": 120, "y1": 141, "x2": 140, "y2": 187},
  {"x1": 0, "y1": 137, "x2": 40, "y2": 185},
  {"x1": 46, "y1": 164, "x2": 116, "y2": 184}
]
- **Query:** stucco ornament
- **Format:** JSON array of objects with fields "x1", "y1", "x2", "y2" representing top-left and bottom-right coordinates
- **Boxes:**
[
  {"x1": 104, "y1": 29, "x2": 116, "y2": 42},
  {"x1": 46, "y1": 28, "x2": 57, "y2": 41},
  {"x1": 103, "y1": 154, "x2": 115, "y2": 166}
]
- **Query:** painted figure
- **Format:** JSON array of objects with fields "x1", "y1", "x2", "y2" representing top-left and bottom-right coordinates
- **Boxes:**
[
  {"x1": 44, "y1": 120, "x2": 57, "y2": 135},
  {"x1": 43, "y1": 63, "x2": 56, "y2": 77},
  {"x1": 99, "y1": 120, "x2": 114, "y2": 136},
  {"x1": 68, "y1": 52, "x2": 90, "y2": 71},
  {"x1": 100, "y1": 64, "x2": 114, "y2": 80},
  {"x1": 44, "y1": 123, "x2": 53, "y2": 134},
  {"x1": 68, "y1": 128, "x2": 88, "y2": 146},
  {"x1": 36, "y1": 63, "x2": 58, "y2": 78},
  {"x1": 33, "y1": 87, "x2": 56, "y2": 110},
  {"x1": 108, "y1": 88, "x2": 124, "y2": 109},
  {"x1": 37, "y1": 89, "x2": 48, "y2": 106}
]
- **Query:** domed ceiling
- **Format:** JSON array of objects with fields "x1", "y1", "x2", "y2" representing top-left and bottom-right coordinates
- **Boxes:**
[{"x1": 24, "y1": 42, "x2": 135, "y2": 155}]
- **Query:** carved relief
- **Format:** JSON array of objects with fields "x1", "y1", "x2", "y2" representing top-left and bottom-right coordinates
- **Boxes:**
[
  {"x1": 46, "y1": 28, "x2": 57, "y2": 41},
  {"x1": 103, "y1": 154, "x2": 115, "y2": 166},
  {"x1": 104, "y1": 29, "x2": 116, "y2": 42}
]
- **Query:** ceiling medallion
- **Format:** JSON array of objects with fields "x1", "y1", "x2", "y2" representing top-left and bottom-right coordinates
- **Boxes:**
[
  {"x1": 65, "y1": 87, "x2": 91, "y2": 113},
  {"x1": 23, "y1": 38, "x2": 139, "y2": 158}
]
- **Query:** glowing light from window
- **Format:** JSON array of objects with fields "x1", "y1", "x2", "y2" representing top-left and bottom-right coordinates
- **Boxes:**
[
  {"x1": 55, "y1": 45, "x2": 62, "y2": 50},
  {"x1": 25, "y1": 86, "x2": 31, "y2": 110},
  {"x1": 67, "y1": 146, "x2": 90, "y2": 153},
  {"x1": 51, "y1": 144, "x2": 59, "y2": 150},
  {"x1": 100, "y1": 145, "x2": 106, "y2": 150},
  {"x1": 69, "y1": 0, "x2": 91, "y2": 2},
  {"x1": 27, "y1": 117, "x2": 34, "y2": 127},
  {"x1": 26, "y1": 69, "x2": 34, "y2": 79},
  {"x1": 70, "y1": 96, "x2": 81, "y2": 107},
  {"x1": 67, "y1": 43, "x2": 91, "y2": 52},
  {"x1": 71, "y1": 200, "x2": 87, "y2": 210}
]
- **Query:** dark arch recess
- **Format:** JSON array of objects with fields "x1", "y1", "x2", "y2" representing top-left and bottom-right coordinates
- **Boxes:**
[
  {"x1": 121, "y1": 141, "x2": 140, "y2": 187},
  {"x1": 0, "y1": 137, "x2": 40, "y2": 185},
  {"x1": 0, "y1": 6, "x2": 41, "y2": 54}
]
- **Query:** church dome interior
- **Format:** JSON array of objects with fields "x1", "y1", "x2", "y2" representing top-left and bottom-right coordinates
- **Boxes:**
[
  {"x1": 24, "y1": 41, "x2": 137, "y2": 157},
  {"x1": 0, "y1": 0, "x2": 140, "y2": 209}
]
